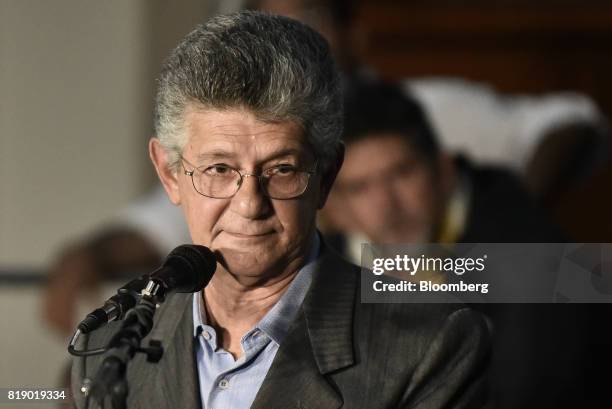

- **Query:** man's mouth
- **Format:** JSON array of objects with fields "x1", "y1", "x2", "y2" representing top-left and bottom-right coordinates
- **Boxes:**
[{"x1": 224, "y1": 231, "x2": 275, "y2": 239}]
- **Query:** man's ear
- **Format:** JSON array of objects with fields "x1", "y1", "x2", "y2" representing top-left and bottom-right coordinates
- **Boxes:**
[
  {"x1": 149, "y1": 138, "x2": 181, "y2": 205},
  {"x1": 317, "y1": 142, "x2": 345, "y2": 209}
]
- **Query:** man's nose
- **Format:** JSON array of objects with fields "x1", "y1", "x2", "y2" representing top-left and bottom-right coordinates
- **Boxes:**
[
  {"x1": 369, "y1": 180, "x2": 402, "y2": 212},
  {"x1": 229, "y1": 174, "x2": 272, "y2": 219}
]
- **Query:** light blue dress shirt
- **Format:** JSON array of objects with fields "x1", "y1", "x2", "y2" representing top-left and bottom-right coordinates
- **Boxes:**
[{"x1": 192, "y1": 234, "x2": 320, "y2": 409}]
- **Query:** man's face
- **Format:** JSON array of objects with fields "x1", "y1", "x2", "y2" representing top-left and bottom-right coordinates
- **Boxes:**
[
  {"x1": 333, "y1": 133, "x2": 445, "y2": 243},
  {"x1": 152, "y1": 108, "x2": 330, "y2": 283}
]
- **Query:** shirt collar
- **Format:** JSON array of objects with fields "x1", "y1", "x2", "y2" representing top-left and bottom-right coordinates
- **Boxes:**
[
  {"x1": 436, "y1": 168, "x2": 472, "y2": 244},
  {"x1": 193, "y1": 232, "x2": 320, "y2": 344}
]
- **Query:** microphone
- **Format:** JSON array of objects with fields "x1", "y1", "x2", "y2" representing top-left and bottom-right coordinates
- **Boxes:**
[
  {"x1": 77, "y1": 244, "x2": 217, "y2": 334},
  {"x1": 148, "y1": 243, "x2": 217, "y2": 293},
  {"x1": 77, "y1": 275, "x2": 148, "y2": 334}
]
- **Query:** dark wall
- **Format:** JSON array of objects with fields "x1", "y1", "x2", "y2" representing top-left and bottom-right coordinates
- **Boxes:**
[{"x1": 355, "y1": 0, "x2": 612, "y2": 241}]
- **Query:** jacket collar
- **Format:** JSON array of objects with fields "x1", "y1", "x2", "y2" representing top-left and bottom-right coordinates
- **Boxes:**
[
  {"x1": 126, "y1": 292, "x2": 201, "y2": 409},
  {"x1": 303, "y1": 245, "x2": 357, "y2": 374},
  {"x1": 250, "y1": 244, "x2": 358, "y2": 409}
]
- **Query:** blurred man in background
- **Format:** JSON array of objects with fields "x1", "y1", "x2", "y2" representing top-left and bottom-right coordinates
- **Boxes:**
[
  {"x1": 329, "y1": 80, "x2": 564, "y2": 256},
  {"x1": 327, "y1": 78, "x2": 589, "y2": 409}
]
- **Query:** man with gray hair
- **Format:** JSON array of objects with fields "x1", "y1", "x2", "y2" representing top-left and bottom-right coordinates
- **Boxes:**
[{"x1": 71, "y1": 11, "x2": 489, "y2": 409}]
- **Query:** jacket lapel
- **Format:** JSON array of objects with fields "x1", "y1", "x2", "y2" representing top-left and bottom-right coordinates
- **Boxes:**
[
  {"x1": 251, "y1": 247, "x2": 358, "y2": 409},
  {"x1": 126, "y1": 293, "x2": 201, "y2": 409}
]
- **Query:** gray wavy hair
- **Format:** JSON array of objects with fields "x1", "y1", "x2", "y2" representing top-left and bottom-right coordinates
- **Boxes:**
[{"x1": 154, "y1": 10, "x2": 343, "y2": 171}]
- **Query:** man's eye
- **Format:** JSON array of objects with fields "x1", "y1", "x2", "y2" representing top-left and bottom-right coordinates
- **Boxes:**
[
  {"x1": 395, "y1": 162, "x2": 417, "y2": 176},
  {"x1": 204, "y1": 165, "x2": 233, "y2": 176},
  {"x1": 266, "y1": 165, "x2": 297, "y2": 176},
  {"x1": 343, "y1": 182, "x2": 367, "y2": 196}
]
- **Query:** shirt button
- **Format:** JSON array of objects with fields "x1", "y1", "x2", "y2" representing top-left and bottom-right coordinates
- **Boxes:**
[
  {"x1": 202, "y1": 330, "x2": 212, "y2": 340},
  {"x1": 218, "y1": 379, "x2": 230, "y2": 389}
]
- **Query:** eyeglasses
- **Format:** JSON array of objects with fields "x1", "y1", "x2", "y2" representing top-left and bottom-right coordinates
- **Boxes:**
[{"x1": 180, "y1": 155, "x2": 317, "y2": 200}]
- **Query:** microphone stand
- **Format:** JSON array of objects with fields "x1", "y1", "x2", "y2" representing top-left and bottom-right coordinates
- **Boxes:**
[{"x1": 87, "y1": 281, "x2": 166, "y2": 409}]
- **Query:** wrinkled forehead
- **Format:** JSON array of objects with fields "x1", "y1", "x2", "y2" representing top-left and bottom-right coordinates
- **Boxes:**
[{"x1": 182, "y1": 106, "x2": 314, "y2": 164}]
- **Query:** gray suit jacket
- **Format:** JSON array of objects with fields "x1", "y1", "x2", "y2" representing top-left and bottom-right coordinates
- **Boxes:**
[{"x1": 72, "y1": 247, "x2": 490, "y2": 409}]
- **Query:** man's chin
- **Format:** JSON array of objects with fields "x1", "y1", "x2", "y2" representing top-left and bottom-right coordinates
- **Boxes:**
[
  {"x1": 213, "y1": 231, "x2": 279, "y2": 251},
  {"x1": 380, "y1": 228, "x2": 431, "y2": 244},
  {"x1": 214, "y1": 247, "x2": 284, "y2": 283}
]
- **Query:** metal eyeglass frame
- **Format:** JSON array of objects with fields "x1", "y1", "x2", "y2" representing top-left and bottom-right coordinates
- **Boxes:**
[{"x1": 179, "y1": 154, "x2": 318, "y2": 200}]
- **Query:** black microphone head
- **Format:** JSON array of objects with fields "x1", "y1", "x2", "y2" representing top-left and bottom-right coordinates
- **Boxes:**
[{"x1": 156, "y1": 244, "x2": 217, "y2": 293}]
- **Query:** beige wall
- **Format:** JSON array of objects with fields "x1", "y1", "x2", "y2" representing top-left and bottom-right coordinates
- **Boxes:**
[
  {"x1": 0, "y1": 0, "x2": 236, "y2": 394},
  {"x1": 0, "y1": 0, "x2": 217, "y2": 269}
]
